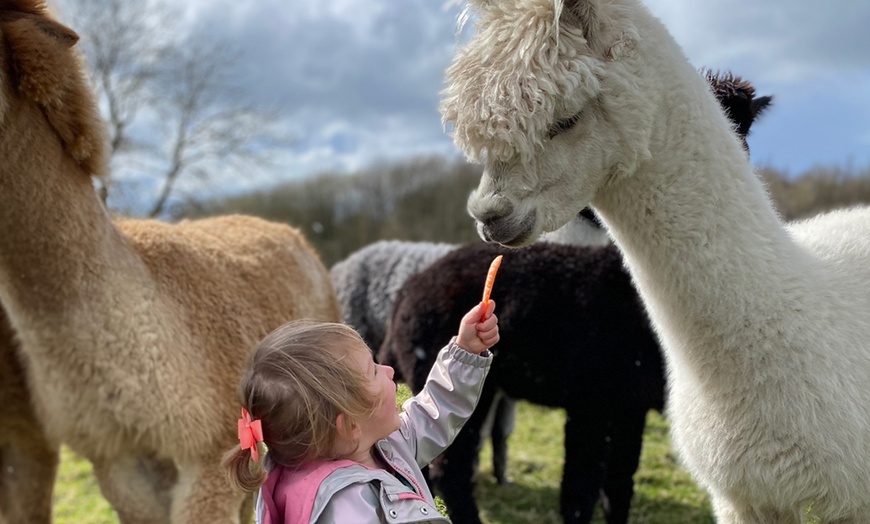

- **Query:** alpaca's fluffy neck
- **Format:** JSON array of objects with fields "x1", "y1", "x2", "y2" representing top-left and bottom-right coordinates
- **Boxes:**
[
  {"x1": 0, "y1": 102, "x2": 143, "y2": 326},
  {"x1": 592, "y1": 68, "x2": 821, "y2": 384}
]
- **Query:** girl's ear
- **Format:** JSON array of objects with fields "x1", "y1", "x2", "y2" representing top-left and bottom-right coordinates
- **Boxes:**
[
  {"x1": 336, "y1": 413, "x2": 348, "y2": 438},
  {"x1": 335, "y1": 413, "x2": 361, "y2": 441}
]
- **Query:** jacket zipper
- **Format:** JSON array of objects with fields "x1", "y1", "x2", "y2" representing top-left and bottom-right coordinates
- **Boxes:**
[{"x1": 376, "y1": 446, "x2": 427, "y2": 501}]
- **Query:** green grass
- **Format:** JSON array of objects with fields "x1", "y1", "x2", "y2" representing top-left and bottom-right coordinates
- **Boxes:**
[
  {"x1": 53, "y1": 447, "x2": 119, "y2": 524},
  {"x1": 54, "y1": 386, "x2": 714, "y2": 523},
  {"x1": 474, "y1": 405, "x2": 714, "y2": 524}
]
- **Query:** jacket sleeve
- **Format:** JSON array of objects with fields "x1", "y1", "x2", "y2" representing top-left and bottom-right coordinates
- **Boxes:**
[
  {"x1": 398, "y1": 338, "x2": 492, "y2": 467},
  {"x1": 314, "y1": 483, "x2": 383, "y2": 524}
]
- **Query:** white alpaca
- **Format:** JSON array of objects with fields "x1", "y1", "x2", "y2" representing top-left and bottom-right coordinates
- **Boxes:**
[
  {"x1": 539, "y1": 208, "x2": 610, "y2": 246},
  {"x1": 441, "y1": 0, "x2": 870, "y2": 522}
]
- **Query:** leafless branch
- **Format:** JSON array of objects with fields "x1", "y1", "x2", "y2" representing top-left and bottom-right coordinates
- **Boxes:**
[{"x1": 57, "y1": 0, "x2": 291, "y2": 217}]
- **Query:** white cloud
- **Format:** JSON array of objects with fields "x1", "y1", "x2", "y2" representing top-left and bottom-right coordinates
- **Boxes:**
[
  {"x1": 86, "y1": 0, "x2": 870, "y2": 200},
  {"x1": 645, "y1": 0, "x2": 870, "y2": 85}
]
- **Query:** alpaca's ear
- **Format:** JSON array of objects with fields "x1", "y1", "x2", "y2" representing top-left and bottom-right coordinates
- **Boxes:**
[
  {"x1": 750, "y1": 95, "x2": 773, "y2": 121},
  {"x1": 2, "y1": 14, "x2": 107, "y2": 176},
  {"x1": 561, "y1": 0, "x2": 605, "y2": 53},
  {"x1": 3, "y1": 15, "x2": 80, "y2": 106},
  {"x1": 561, "y1": 0, "x2": 636, "y2": 61}
]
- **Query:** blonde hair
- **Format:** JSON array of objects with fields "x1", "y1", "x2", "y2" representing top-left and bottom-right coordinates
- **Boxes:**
[{"x1": 223, "y1": 320, "x2": 379, "y2": 492}]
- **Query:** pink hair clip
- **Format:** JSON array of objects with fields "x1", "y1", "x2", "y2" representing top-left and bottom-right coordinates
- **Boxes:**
[{"x1": 238, "y1": 407, "x2": 264, "y2": 462}]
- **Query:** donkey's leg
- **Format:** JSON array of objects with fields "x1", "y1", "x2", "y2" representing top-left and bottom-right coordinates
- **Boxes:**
[
  {"x1": 0, "y1": 429, "x2": 59, "y2": 524},
  {"x1": 93, "y1": 453, "x2": 175, "y2": 524},
  {"x1": 490, "y1": 392, "x2": 517, "y2": 485},
  {"x1": 170, "y1": 451, "x2": 247, "y2": 524}
]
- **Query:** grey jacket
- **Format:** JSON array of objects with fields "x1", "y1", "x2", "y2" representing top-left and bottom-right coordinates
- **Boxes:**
[{"x1": 255, "y1": 339, "x2": 492, "y2": 524}]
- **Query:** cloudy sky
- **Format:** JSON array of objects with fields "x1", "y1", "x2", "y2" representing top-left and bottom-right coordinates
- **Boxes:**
[{"x1": 76, "y1": 0, "x2": 870, "y2": 199}]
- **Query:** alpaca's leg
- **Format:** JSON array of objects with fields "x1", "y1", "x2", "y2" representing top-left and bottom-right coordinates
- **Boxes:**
[
  {"x1": 93, "y1": 454, "x2": 175, "y2": 524},
  {"x1": 710, "y1": 497, "x2": 750, "y2": 524},
  {"x1": 420, "y1": 464, "x2": 435, "y2": 493},
  {"x1": 600, "y1": 407, "x2": 647, "y2": 524},
  {"x1": 431, "y1": 381, "x2": 498, "y2": 524},
  {"x1": 490, "y1": 393, "x2": 517, "y2": 485},
  {"x1": 238, "y1": 492, "x2": 254, "y2": 524},
  {"x1": 827, "y1": 507, "x2": 870, "y2": 524},
  {"x1": 170, "y1": 453, "x2": 248, "y2": 524},
  {"x1": 472, "y1": 389, "x2": 498, "y2": 482},
  {"x1": 477, "y1": 388, "x2": 515, "y2": 484},
  {"x1": 561, "y1": 407, "x2": 610, "y2": 524},
  {"x1": 0, "y1": 432, "x2": 59, "y2": 524},
  {"x1": 711, "y1": 495, "x2": 801, "y2": 524}
]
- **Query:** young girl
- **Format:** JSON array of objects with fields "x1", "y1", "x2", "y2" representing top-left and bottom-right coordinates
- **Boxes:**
[{"x1": 224, "y1": 300, "x2": 499, "y2": 523}]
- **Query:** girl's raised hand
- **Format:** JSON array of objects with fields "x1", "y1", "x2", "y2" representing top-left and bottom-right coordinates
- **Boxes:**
[{"x1": 457, "y1": 300, "x2": 499, "y2": 354}]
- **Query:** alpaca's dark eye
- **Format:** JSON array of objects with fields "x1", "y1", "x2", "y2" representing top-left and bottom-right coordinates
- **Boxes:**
[{"x1": 548, "y1": 111, "x2": 583, "y2": 139}]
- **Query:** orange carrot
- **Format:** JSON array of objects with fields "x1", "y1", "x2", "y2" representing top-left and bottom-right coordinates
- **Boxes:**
[{"x1": 480, "y1": 254, "x2": 503, "y2": 321}]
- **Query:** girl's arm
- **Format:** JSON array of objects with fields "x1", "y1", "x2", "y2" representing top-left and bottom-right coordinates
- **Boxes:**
[{"x1": 397, "y1": 302, "x2": 498, "y2": 466}]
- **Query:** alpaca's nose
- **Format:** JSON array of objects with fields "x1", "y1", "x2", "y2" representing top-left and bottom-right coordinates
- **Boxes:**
[
  {"x1": 476, "y1": 202, "x2": 515, "y2": 238},
  {"x1": 475, "y1": 206, "x2": 537, "y2": 246}
]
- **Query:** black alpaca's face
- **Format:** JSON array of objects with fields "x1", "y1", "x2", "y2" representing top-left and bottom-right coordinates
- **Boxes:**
[{"x1": 704, "y1": 71, "x2": 773, "y2": 155}]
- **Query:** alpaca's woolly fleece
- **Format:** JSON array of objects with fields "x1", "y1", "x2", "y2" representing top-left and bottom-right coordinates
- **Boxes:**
[
  {"x1": 330, "y1": 223, "x2": 608, "y2": 490},
  {"x1": 381, "y1": 241, "x2": 665, "y2": 524},
  {"x1": 449, "y1": 0, "x2": 870, "y2": 520},
  {"x1": 0, "y1": 311, "x2": 58, "y2": 524},
  {"x1": 442, "y1": 0, "x2": 638, "y2": 166},
  {"x1": 330, "y1": 219, "x2": 609, "y2": 356},
  {"x1": 330, "y1": 240, "x2": 458, "y2": 354},
  {"x1": 409, "y1": 60, "x2": 767, "y2": 523},
  {"x1": 0, "y1": 4, "x2": 340, "y2": 522},
  {"x1": 539, "y1": 209, "x2": 610, "y2": 246}
]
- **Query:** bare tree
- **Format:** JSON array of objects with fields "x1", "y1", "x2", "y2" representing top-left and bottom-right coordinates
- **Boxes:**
[{"x1": 56, "y1": 0, "x2": 287, "y2": 217}]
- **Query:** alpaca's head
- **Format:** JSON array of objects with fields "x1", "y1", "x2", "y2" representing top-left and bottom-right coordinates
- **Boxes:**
[
  {"x1": 0, "y1": 0, "x2": 107, "y2": 177},
  {"x1": 441, "y1": 0, "x2": 695, "y2": 246},
  {"x1": 704, "y1": 70, "x2": 772, "y2": 154}
]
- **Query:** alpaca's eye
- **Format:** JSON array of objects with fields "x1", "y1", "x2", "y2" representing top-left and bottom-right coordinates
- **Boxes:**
[{"x1": 548, "y1": 111, "x2": 583, "y2": 139}]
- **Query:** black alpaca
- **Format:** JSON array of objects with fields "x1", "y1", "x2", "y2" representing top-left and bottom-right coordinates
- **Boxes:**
[{"x1": 380, "y1": 242, "x2": 664, "y2": 523}]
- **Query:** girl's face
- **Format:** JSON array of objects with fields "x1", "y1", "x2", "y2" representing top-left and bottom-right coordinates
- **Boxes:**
[{"x1": 350, "y1": 343, "x2": 401, "y2": 442}]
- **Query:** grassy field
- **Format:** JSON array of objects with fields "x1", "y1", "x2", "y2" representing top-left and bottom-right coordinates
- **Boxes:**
[{"x1": 53, "y1": 387, "x2": 714, "y2": 523}]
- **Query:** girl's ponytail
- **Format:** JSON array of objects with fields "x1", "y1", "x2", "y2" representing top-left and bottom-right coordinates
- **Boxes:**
[
  {"x1": 222, "y1": 444, "x2": 266, "y2": 493},
  {"x1": 223, "y1": 320, "x2": 379, "y2": 487}
]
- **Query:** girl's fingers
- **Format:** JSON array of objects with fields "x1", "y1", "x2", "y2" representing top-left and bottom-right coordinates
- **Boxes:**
[
  {"x1": 485, "y1": 300, "x2": 496, "y2": 318},
  {"x1": 482, "y1": 333, "x2": 499, "y2": 347},
  {"x1": 477, "y1": 325, "x2": 499, "y2": 343}
]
